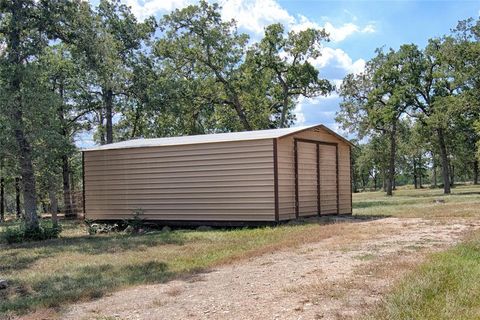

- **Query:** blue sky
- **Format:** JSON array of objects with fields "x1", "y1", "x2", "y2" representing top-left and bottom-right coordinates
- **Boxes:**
[{"x1": 81, "y1": 0, "x2": 479, "y2": 146}]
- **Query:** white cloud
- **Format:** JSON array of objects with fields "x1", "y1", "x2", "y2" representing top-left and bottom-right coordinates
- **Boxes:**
[
  {"x1": 324, "y1": 22, "x2": 360, "y2": 42},
  {"x1": 292, "y1": 15, "x2": 375, "y2": 42},
  {"x1": 219, "y1": 0, "x2": 294, "y2": 34},
  {"x1": 311, "y1": 47, "x2": 365, "y2": 75},
  {"x1": 121, "y1": 0, "x2": 375, "y2": 43},
  {"x1": 294, "y1": 95, "x2": 341, "y2": 129},
  {"x1": 122, "y1": 0, "x2": 191, "y2": 20},
  {"x1": 362, "y1": 24, "x2": 376, "y2": 33},
  {"x1": 293, "y1": 102, "x2": 306, "y2": 127}
]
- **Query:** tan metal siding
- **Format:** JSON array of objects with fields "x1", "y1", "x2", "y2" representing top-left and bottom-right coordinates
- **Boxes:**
[
  {"x1": 277, "y1": 127, "x2": 352, "y2": 220},
  {"x1": 297, "y1": 142, "x2": 318, "y2": 216},
  {"x1": 84, "y1": 139, "x2": 275, "y2": 221},
  {"x1": 319, "y1": 144, "x2": 337, "y2": 214}
]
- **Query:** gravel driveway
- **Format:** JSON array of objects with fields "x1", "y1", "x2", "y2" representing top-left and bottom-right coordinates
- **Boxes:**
[{"x1": 61, "y1": 217, "x2": 479, "y2": 320}]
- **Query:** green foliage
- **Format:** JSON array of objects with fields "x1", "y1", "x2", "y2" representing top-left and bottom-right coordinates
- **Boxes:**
[
  {"x1": 252, "y1": 23, "x2": 333, "y2": 127},
  {"x1": 339, "y1": 17, "x2": 480, "y2": 193},
  {"x1": 3, "y1": 222, "x2": 62, "y2": 244},
  {"x1": 123, "y1": 209, "x2": 145, "y2": 232}
]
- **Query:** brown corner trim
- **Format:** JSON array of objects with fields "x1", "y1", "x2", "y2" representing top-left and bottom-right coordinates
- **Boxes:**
[
  {"x1": 273, "y1": 138, "x2": 279, "y2": 222},
  {"x1": 294, "y1": 139, "x2": 299, "y2": 219},
  {"x1": 336, "y1": 144, "x2": 340, "y2": 215},
  {"x1": 350, "y1": 146, "x2": 353, "y2": 214},
  {"x1": 316, "y1": 143, "x2": 321, "y2": 217},
  {"x1": 82, "y1": 151, "x2": 86, "y2": 215}
]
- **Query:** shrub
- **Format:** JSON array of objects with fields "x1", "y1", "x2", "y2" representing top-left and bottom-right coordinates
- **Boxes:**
[
  {"x1": 84, "y1": 219, "x2": 97, "y2": 235},
  {"x1": 3, "y1": 222, "x2": 62, "y2": 244},
  {"x1": 3, "y1": 226, "x2": 24, "y2": 244},
  {"x1": 123, "y1": 209, "x2": 145, "y2": 233}
]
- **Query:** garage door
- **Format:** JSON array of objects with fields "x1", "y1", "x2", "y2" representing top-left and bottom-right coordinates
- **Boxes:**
[{"x1": 295, "y1": 140, "x2": 338, "y2": 217}]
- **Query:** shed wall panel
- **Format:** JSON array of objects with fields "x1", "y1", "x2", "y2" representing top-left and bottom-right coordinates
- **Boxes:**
[
  {"x1": 297, "y1": 142, "x2": 318, "y2": 217},
  {"x1": 319, "y1": 144, "x2": 337, "y2": 215},
  {"x1": 84, "y1": 139, "x2": 275, "y2": 221},
  {"x1": 277, "y1": 127, "x2": 351, "y2": 220}
]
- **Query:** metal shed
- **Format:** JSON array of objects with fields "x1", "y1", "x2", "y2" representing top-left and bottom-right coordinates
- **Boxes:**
[{"x1": 82, "y1": 124, "x2": 353, "y2": 224}]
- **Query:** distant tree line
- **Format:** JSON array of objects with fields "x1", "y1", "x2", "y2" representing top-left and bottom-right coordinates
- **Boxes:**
[
  {"x1": 0, "y1": 0, "x2": 333, "y2": 231},
  {"x1": 337, "y1": 18, "x2": 480, "y2": 195}
]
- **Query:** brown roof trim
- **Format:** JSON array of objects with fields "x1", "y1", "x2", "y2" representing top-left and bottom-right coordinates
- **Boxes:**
[{"x1": 278, "y1": 124, "x2": 355, "y2": 147}]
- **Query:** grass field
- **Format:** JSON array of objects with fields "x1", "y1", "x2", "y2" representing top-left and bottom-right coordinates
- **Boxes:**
[
  {"x1": 353, "y1": 184, "x2": 480, "y2": 219},
  {"x1": 0, "y1": 184, "x2": 479, "y2": 317},
  {"x1": 368, "y1": 231, "x2": 480, "y2": 320}
]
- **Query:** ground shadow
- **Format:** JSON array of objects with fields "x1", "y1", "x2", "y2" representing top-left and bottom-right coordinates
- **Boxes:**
[
  {"x1": 0, "y1": 260, "x2": 172, "y2": 315},
  {"x1": 0, "y1": 231, "x2": 185, "y2": 273},
  {"x1": 353, "y1": 200, "x2": 403, "y2": 209},
  {"x1": 303, "y1": 214, "x2": 390, "y2": 224}
]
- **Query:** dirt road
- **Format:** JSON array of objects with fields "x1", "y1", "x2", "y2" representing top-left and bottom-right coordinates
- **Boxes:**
[{"x1": 62, "y1": 217, "x2": 479, "y2": 320}]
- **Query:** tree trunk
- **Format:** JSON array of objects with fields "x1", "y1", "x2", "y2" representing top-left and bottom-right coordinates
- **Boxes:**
[
  {"x1": 58, "y1": 79, "x2": 74, "y2": 218},
  {"x1": 352, "y1": 163, "x2": 358, "y2": 193},
  {"x1": 232, "y1": 96, "x2": 252, "y2": 131},
  {"x1": 419, "y1": 155, "x2": 423, "y2": 188},
  {"x1": 7, "y1": 1, "x2": 38, "y2": 230},
  {"x1": 41, "y1": 199, "x2": 48, "y2": 213},
  {"x1": 15, "y1": 177, "x2": 21, "y2": 219},
  {"x1": 386, "y1": 126, "x2": 397, "y2": 196},
  {"x1": 215, "y1": 72, "x2": 252, "y2": 131},
  {"x1": 0, "y1": 175, "x2": 4, "y2": 222},
  {"x1": 70, "y1": 170, "x2": 77, "y2": 217},
  {"x1": 450, "y1": 163, "x2": 455, "y2": 187},
  {"x1": 474, "y1": 160, "x2": 479, "y2": 185},
  {"x1": 62, "y1": 156, "x2": 73, "y2": 218},
  {"x1": 280, "y1": 91, "x2": 289, "y2": 128},
  {"x1": 99, "y1": 110, "x2": 106, "y2": 145},
  {"x1": 437, "y1": 128, "x2": 451, "y2": 194},
  {"x1": 382, "y1": 169, "x2": 387, "y2": 192},
  {"x1": 48, "y1": 188, "x2": 58, "y2": 225},
  {"x1": 13, "y1": 116, "x2": 37, "y2": 227},
  {"x1": 131, "y1": 105, "x2": 143, "y2": 139},
  {"x1": 104, "y1": 87, "x2": 114, "y2": 144},
  {"x1": 419, "y1": 168, "x2": 423, "y2": 188},
  {"x1": 413, "y1": 159, "x2": 418, "y2": 189},
  {"x1": 432, "y1": 152, "x2": 437, "y2": 188}
]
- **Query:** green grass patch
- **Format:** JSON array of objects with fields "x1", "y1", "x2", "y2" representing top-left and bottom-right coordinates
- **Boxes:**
[
  {"x1": 353, "y1": 185, "x2": 480, "y2": 219},
  {"x1": 368, "y1": 231, "x2": 480, "y2": 320}
]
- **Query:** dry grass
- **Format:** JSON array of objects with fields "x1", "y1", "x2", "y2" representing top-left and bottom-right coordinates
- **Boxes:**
[{"x1": 165, "y1": 286, "x2": 183, "y2": 297}]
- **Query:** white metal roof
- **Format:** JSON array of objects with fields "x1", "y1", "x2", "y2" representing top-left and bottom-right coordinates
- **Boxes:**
[{"x1": 84, "y1": 124, "x2": 351, "y2": 151}]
